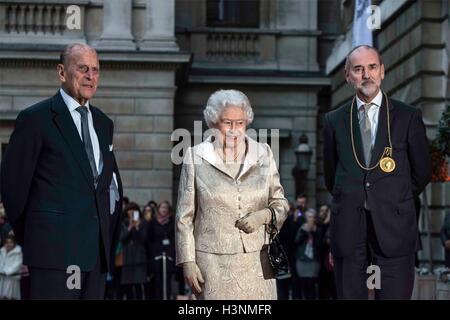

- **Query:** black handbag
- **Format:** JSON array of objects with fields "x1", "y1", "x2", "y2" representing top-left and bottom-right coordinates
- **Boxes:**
[{"x1": 267, "y1": 206, "x2": 291, "y2": 279}]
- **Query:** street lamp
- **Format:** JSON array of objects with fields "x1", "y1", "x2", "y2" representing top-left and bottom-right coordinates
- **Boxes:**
[{"x1": 292, "y1": 133, "x2": 312, "y2": 197}]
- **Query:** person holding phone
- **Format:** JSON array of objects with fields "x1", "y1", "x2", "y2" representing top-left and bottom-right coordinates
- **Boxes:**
[
  {"x1": 119, "y1": 203, "x2": 147, "y2": 299},
  {"x1": 294, "y1": 208, "x2": 323, "y2": 300}
]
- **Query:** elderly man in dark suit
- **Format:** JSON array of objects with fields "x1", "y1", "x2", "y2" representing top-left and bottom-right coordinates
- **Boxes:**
[
  {"x1": 0, "y1": 43, "x2": 123, "y2": 299},
  {"x1": 323, "y1": 45, "x2": 431, "y2": 299}
]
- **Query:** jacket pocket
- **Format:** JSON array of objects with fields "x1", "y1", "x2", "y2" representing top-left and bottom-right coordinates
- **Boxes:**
[{"x1": 32, "y1": 209, "x2": 64, "y2": 215}]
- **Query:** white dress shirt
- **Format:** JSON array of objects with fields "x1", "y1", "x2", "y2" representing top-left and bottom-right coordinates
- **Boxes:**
[
  {"x1": 356, "y1": 89, "x2": 383, "y2": 147},
  {"x1": 59, "y1": 88, "x2": 101, "y2": 173}
]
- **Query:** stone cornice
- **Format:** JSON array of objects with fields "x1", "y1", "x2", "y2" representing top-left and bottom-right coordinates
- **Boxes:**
[
  {"x1": 189, "y1": 74, "x2": 330, "y2": 87},
  {"x1": 177, "y1": 27, "x2": 322, "y2": 37},
  {"x1": 0, "y1": 0, "x2": 89, "y2": 4},
  {"x1": 0, "y1": 49, "x2": 191, "y2": 70}
]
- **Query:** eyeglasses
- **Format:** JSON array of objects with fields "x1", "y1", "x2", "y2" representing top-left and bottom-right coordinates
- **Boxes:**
[
  {"x1": 75, "y1": 64, "x2": 100, "y2": 76},
  {"x1": 220, "y1": 119, "x2": 246, "y2": 127}
]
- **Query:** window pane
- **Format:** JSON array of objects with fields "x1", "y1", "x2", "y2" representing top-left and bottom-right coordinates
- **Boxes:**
[{"x1": 207, "y1": 0, "x2": 259, "y2": 28}]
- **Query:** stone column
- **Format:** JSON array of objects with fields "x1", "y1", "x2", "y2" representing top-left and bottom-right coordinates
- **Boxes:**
[
  {"x1": 140, "y1": 0, "x2": 178, "y2": 51},
  {"x1": 96, "y1": 0, "x2": 135, "y2": 50}
]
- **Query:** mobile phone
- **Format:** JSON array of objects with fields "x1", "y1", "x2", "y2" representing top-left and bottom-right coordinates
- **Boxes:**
[{"x1": 133, "y1": 211, "x2": 139, "y2": 221}]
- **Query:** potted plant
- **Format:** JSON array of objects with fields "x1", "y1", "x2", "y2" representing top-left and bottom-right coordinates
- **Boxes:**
[{"x1": 430, "y1": 104, "x2": 450, "y2": 182}]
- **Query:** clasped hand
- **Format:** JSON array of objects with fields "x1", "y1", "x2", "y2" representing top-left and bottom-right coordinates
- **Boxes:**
[{"x1": 235, "y1": 209, "x2": 271, "y2": 233}]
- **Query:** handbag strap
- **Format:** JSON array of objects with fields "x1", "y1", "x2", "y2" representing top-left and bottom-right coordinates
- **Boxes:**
[{"x1": 268, "y1": 206, "x2": 277, "y2": 241}]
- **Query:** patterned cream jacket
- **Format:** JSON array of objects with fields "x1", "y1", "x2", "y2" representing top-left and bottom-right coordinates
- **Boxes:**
[{"x1": 175, "y1": 135, "x2": 289, "y2": 265}]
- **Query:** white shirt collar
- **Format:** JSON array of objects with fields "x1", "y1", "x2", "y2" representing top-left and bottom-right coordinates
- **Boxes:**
[
  {"x1": 59, "y1": 88, "x2": 90, "y2": 112},
  {"x1": 356, "y1": 89, "x2": 383, "y2": 110}
]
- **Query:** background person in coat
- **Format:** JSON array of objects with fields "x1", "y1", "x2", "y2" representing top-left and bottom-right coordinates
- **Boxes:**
[
  {"x1": 317, "y1": 204, "x2": 336, "y2": 300},
  {"x1": 294, "y1": 208, "x2": 323, "y2": 300},
  {"x1": 146, "y1": 200, "x2": 176, "y2": 299},
  {"x1": 120, "y1": 202, "x2": 147, "y2": 300},
  {"x1": 279, "y1": 193, "x2": 309, "y2": 299},
  {"x1": 0, "y1": 203, "x2": 13, "y2": 247},
  {"x1": 0, "y1": 235, "x2": 23, "y2": 300},
  {"x1": 323, "y1": 45, "x2": 431, "y2": 299},
  {"x1": 175, "y1": 89, "x2": 289, "y2": 300}
]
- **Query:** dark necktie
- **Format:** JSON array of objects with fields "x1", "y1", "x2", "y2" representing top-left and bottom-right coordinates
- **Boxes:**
[{"x1": 76, "y1": 106, "x2": 99, "y2": 186}]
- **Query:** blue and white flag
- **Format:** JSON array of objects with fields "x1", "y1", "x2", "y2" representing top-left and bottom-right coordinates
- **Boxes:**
[{"x1": 352, "y1": 0, "x2": 373, "y2": 48}]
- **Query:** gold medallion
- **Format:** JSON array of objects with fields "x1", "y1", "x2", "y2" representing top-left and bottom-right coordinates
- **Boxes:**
[{"x1": 380, "y1": 157, "x2": 396, "y2": 173}]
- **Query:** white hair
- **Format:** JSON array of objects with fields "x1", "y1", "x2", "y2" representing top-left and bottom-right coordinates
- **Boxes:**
[
  {"x1": 203, "y1": 89, "x2": 254, "y2": 128},
  {"x1": 305, "y1": 208, "x2": 317, "y2": 217}
]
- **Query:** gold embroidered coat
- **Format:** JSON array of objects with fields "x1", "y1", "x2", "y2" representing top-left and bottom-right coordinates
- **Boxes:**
[{"x1": 175, "y1": 135, "x2": 289, "y2": 265}]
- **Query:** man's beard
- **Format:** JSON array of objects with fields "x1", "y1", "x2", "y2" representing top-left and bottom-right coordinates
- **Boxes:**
[{"x1": 357, "y1": 80, "x2": 379, "y2": 98}]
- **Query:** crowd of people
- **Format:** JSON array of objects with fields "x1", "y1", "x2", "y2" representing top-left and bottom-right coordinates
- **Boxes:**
[
  {"x1": 277, "y1": 194, "x2": 335, "y2": 300},
  {"x1": 0, "y1": 199, "x2": 184, "y2": 300},
  {"x1": 0, "y1": 195, "x2": 450, "y2": 300},
  {"x1": 105, "y1": 197, "x2": 184, "y2": 300}
]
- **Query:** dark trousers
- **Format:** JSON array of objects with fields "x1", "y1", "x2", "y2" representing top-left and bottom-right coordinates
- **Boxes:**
[
  {"x1": 121, "y1": 283, "x2": 144, "y2": 300},
  {"x1": 276, "y1": 278, "x2": 291, "y2": 300},
  {"x1": 111, "y1": 266, "x2": 123, "y2": 299},
  {"x1": 29, "y1": 253, "x2": 107, "y2": 300},
  {"x1": 149, "y1": 272, "x2": 173, "y2": 300},
  {"x1": 334, "y1": 209, "x2": 415, "y2": 300},
  {"x1": 298, "y1": 277, "x2": 317, "y2": 300},
  {"x1": 318, "y1": 268, "x2": 336, "y2": 300},
  {"x1": 291, "y1": 272, "x2": 302, "y2": 299}
]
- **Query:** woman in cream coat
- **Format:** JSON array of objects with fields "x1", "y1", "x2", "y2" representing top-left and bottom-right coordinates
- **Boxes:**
[{"x1": 175, "y1": 89, "x2": 289, "y2": 300}]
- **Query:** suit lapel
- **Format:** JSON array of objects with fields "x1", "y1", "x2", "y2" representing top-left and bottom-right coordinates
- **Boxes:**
[
  {"x1": 51, "y1": 91, "x2": 95, "y2": 190},
  {"x1": 195, "y1": 137, "x2": 234, "y2": 179},
  {"x1": 236, "y1": 136, "x2": 267, "y2": 180},
  {"x1": 368, "y1": 93, "x2": 396, "y2": 177},
  {"x1": 91, "y1": 106, "x2": 110, "y2": 189},
  {"x1": 369, "y1": 93, "x2": 388, "y2": 167},
  {"x1": 344, "y1": 98, "x2": 365, "y2": 177}
]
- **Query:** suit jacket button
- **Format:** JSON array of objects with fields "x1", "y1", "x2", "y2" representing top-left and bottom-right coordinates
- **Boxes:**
[{"x1": 366, "y1": 182, "x2": 371, "y2": 187}]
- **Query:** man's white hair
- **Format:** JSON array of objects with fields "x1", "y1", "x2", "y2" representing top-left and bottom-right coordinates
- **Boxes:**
[{"x1": 203, "y1": 89, "x2": 254, "y2": 128}]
